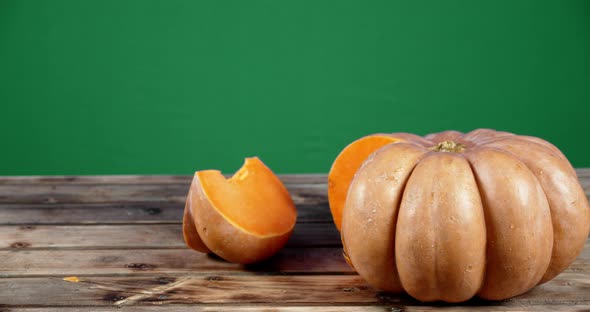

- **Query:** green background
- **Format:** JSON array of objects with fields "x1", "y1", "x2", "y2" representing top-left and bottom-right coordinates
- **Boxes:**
[{"x1": 1, "y1": 0, "x2": 589, "y2": 175}]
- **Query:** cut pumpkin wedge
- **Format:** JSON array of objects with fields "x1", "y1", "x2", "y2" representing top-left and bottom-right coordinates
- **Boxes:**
[
  {"x1": 183, "y1": 157, "x2": 297, "y2": 264},
  {"x1": 328, "y1": 134, "x2": 405, "y2": 231},
  {"x1": 182, "y1": 191, "x2": 210, "y2": 253}
]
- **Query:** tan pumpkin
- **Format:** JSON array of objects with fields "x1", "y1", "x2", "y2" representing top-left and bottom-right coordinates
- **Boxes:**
[{"x1": 330, "y1": 129, "x2": 589, "y2": 302}]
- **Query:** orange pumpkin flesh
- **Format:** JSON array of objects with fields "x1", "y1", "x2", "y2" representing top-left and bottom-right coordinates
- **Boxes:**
[
  {"x1": 183, "y1": 157, "x2": 297, "y2": 264},
  {"x1": 328, "y1": 134, "x2": 402, "y2": 231},
  {"x1": 336, "y1": 129, "x2": 590, "y2": 302}
]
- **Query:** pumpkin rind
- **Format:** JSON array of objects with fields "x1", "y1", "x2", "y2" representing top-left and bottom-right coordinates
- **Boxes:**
[
  {"x1": 328, "y1": 133, "x2": 434, "y2": 231},
  {"x1": 182, "y1": 191, "x2": 211, "y2": 253},
  {"x1": 342, "y1": 143, "x2": 426, "y2": 292},
  {"x1": 328, "y1": 134, "x2": 401, "y2": 231},
  {"x1": 483, "y1": 137, "x2": 589, "y2": 283},
  {"x1": 395, "y1": 152, "x2": 486, "y2": 302},
  {"x1": 466, "y1": 147, "x2": 553, "y2": 299},
  {"x1": 338, "y1": 129, "x2": 590, "y2": 302}
]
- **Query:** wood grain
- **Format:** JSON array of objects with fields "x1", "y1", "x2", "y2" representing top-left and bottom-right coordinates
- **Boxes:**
[
  {"x1": 6, "y1": 306, "x2": 589, "y2": 312},
  {"x1": 0, "y1": 203, "x2": 331, "y2": 225},
  {"x1": 0, "y1": 174, "x2": 328, "y2": 185},
  {"x1": 0, "y1": 273, "x2": 587, "y2": 307},
  {"x1": 1, "y1": 241, "x2": 587, "y2": 278},
  {"x1": 0, "y1": 223, "x2": 341, "y2": 250},
  {"x1": 0, "y1": 184, "x2": 327, "y2": 205},
  {"x1": 0, "y1": 247, "x2": 352, "y2": 277},
  {"x1": 0, "y1": 169, "x2": 586, "y2": 184},
  {"x1": 0, "y1": 172, "x2": 586, "y2": 207}
]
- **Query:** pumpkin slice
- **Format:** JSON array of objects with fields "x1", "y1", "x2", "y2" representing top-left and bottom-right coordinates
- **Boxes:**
[
  {"x1": 183, "y1": 157, "x2": 297, "y2": 264},
  {"x1": 328, "y1": 134, "x2": 402, "y2": 231}
]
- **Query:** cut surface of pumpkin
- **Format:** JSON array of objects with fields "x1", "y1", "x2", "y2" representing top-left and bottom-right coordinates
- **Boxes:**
[
  {"x1": 328, "y1": 134, "x2": 401, "y2": 231},
  {"x1": 197, "y1": 157, "x2": 297, "y2": 237},
  {"x1": 183, "y1": 157, "x2": 297, "y2": 264}
]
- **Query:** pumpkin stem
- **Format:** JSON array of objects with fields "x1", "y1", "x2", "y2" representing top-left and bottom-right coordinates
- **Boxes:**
[{"x1": 430, "y1": 140, "x2": 465, "y2": 153}]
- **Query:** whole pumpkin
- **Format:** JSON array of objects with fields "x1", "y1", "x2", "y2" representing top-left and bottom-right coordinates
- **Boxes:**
[{"x1": 333, "y1": 129, "x2": 589, "y2": 302}]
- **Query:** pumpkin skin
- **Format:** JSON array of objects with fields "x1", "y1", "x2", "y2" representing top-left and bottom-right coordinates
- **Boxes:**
[{"x1": 339, "y1": 129, "x2": 590, "y2": 302}]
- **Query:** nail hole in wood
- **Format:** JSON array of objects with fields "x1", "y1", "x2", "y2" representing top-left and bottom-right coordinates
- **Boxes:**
[
  {"x1": 125, "y1": 263, "x2": 155, "y2": 270},
  {"x1": 156, "y1": 277, "x2": 176, "y2": 284},
  {"x1": 144, "y1": 208, "x2": 161, "y2": 215},
  {"x1": 10, "y1": 242, "x2": 31, "y2": 249},
  {"x1": 103, "y1": 293, "x2": 126, "y2": 302},
  {"x1": 207, "y1": 276, "x2": 223, "y2": 281}
]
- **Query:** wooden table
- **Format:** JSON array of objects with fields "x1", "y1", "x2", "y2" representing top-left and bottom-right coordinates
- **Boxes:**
[{"x1": 0, "y1": 172, "x2": 588, "y2": 311}]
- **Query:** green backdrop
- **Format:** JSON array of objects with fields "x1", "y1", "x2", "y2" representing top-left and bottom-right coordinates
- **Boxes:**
[{"x1": 1, "y1": 0, "x2": 589, "y2": 175}]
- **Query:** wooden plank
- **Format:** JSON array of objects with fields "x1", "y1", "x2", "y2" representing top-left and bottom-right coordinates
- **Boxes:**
[
  {"x1": 0, "y1": 248, "x2": 352, "y2": 277},
  {"x1": 582, "y1": 179, "x2": 590, "y2": 199},
  {"x1": 0, "y1": 168, "x2": 590, "y2": 185},
  {"x1": 0, "y1": 169, "x2": 587, "y2": 185},
  {"x1": 577, "y1": 168, "x2": 590, "y2": 178},
  {"x1": 0, "y1": 307, "x2": 362, "y2": 312},
  {"x1": 0, "y1": 184, "x2": 327, "y2": 205},
  {"x1": 0, "y1": 175, "x2": 192, "y2": 185},
  {"x1": 0, "y1": 175, "x2": 587, "y2": 207},
  {"x1": 0, "y1": 174, "x2": 327, "y2": 185},
  {"x1": 0, "y1": 273, "x2": 587, "y2": 307},
  {"x1": 0, "y1": 184, "x2": 188, "y2": 204},
  {"x1": 0, "y1": 203, "x2": 331, "y2": 224},
  {"x1": 0, "y1": 203, "x2": 183, "y2": 225},
  {"x1": 0, "y1": 173, "x2": 588, "y2": 312},
  {"x1": 0, "y1": 307, "x2": 390, "y2": 312},
  {"x1": 0, "y1": 223, "x2": 341, "y2": 250},
  {"x1": 5, "y1": 306, "x2": 589, "y2": 312},
  {"x1": 1, "y1": 241, "x2": 587, "y2": 277}
]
